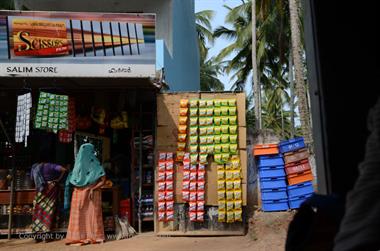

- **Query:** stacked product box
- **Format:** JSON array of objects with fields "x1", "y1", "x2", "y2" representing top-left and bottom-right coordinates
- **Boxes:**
[
  {"x1": 254, "y1": 144, "x2": 289, "y2": 212},
  {"x1": 279, "y1": 137, "x2": 314, "y2": 209}
]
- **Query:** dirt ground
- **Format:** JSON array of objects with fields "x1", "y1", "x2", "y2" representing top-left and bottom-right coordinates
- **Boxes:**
[{"x1": 0, "y1": 212, "x2": 294, "y2": 251}]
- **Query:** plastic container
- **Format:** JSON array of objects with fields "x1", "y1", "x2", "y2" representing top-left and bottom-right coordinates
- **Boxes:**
[
  {"x1": 287, "y1": 170, "x2": 313, "y2": 185},
  {"x1": 260, "y1": 177, "x2": 287, "y2": 189},
  {"x1": 288, "y1": 193, "x2": 313, "y2": 209},
  {"x1": 262, "y1": 199, "x2": 289, "y2": 212},
  {"x1": 287, "y1": 181, "x2": 314, "y2": 198},
  {"x1": 259, "y1": 166, "x2": 286, "y2": 178},
  {"x1": 257, "y1": 154, "x2": 284, "y2": 167},
  {"x1": 253, "y1": 144, "x2": 279, "y2": 156},
  {"x1": 285, "y1": 159, "x2": 311, "y2": 175},
  {"x1": 279, "y1": 137, "x2": 305, "y2": 153},
  {"x1": 284, "y1": 148, "x2": 309, "y2": 164},
  {"x1": 261, "y1": 188, "x2": 288, "y2": 200}
]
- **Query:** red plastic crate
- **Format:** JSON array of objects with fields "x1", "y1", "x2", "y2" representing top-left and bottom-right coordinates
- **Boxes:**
[
  {"x1": 284, "y1": 148, "x2": 309, "y2": 164},
  {"x1": 287, "y1": 170, "x2": 313, "y2": 185},
  {"x1": 285, "y1": 159, "x2": 311, "y2": 175},
  {"x1": 253, "y1": 144, "x2": 279, "y2": 156}
]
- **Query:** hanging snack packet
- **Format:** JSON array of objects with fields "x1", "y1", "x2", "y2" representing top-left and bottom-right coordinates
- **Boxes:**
[
  {"x1": 189, "y1": 136, "x2": 198, "y2": 145},
  {"x1": 199, "y1": 153, "x2": 208, "y2": 164},
  {"x1": 234, "y1": 209, "x2": 242, "y2": 222},
  {"x1": 217, "y1": 169, "x2": 225, "y2": 180},
  {"x1": 198, "y1": 181, "x2": 205, "y2": 191},
  {"x1": 177, "y1": 142, "x2": 186, "y2": 151},
  {"x1": 176, "y1": 151, "x2": 185, "y2": 161},
  {"x1": 166, "y1": 200, "x2": 174, "y2": 211},
  {"x1": 227, "y1": 211, "x2": 234, "y2": 223},
  {"x1": 221, "y1": 125, "x2": 229, "y2": 134},
  {"x1": 178, "y1": 134, "x2": 187, "y2": 142},
  {"x1": 190, "y1": 192, "x2": 197, "y2": 202},
  {"x1": 197, "y1": 170, "x2": 206, "y2": 181},
  {"x1": 178, "y1": 125, "x2": 187, "y2": 134},
  {"x1": 220, "y1": 99, "x2": 228, "y2": 106},
  {"x1": 158, "y1": 202, "x2": 166, "y2": 212},
  {"x1": 222, "y1": 144, "x2": 230, "y2": 153},
  {"x1": 206, "y1": 117, "x2": 213, "y2": 126},
  {"x1": 197, "y1": 211, "x2": 204, "y2": 222},
  {"x1": 190, "y1": 153, "x2": 198, "y2": 164},
  {"x1": 183, "y1": 170, "x2": 190, "y2": 181},
  {"x1": 189, "y1": 202, "x2": 197, "y2": 212},
  {"x1": 217, "y1": 164, "x2": 225, "y2": 170},
  {"x1": 199, "y1": 99, "x2": 207, "y2": 108},
  {"x1": 180, "y1": 99, "x2": 189, "y2": 108},
  {"x1": 218, "y1": 190, "x2": 226, "y2": 200},
  {"x1": 214, "y1": 107, "x2": 221, "y2": 116},
  {"x1": 225, "y1": 170, "x2": 234, "y2": 180},
  {"x1": 214, "y1": 153, "x2": 222, "y2": 163},
  {"x1": 225, "y1": 162, "x2": 232, "y2": 170},
  {"x1": 197, "y1": 191, "x2": 205, "y2": 201},
  {"x1": 234, "y1": 200, "x2": 242, "y2": 210},
  {"x1": 184, "y1": 152, "x2": 191, "y2": 161},
  {"x1": 221, "y1": 134, "x2": 230, "y2": 144},
  {"x1": 230, "y1": 144, "x2": 238, "y2": 154},
  {"x1": 158, "y1": 172, "x2": 166, "y2": 182},
  {"x1": 158, "y1": 162, "x2": 166, "y2": 172},
  {"x1": 229, "y1": 125, "x2": 237, "y2": 135},
  {"x1": 166, "y1": 210, "x2": 174, "y2": 221},
  {"x1": 166, "y1": 171, "x2": 174, "y2": 181},
  {"x1": 218, "y1": 200, "x2": 226, "y2": 211},
  {"x1": 229, "y1": 107, "x2": 237, "y2": 116},
  {"x1": 189, "y1": 99, "x2": 198, "y2": 108},
  {"x1": 206, "y1": 99, "x2": 214, "y2": 107},
  {"x1": 189, "y1": 108, "x2": 198, "y2": 117},
  {"x1": 190, "y1": 117, "x2": 198, "y2": 126},
  {"x1": 158, "y1": 212, "x2": 165, "y2": 222},
  {"x1": 190, "y1": 172, "x2": 197, "y2": 182},
  {"x1": 206, "y1": 136, "x2": 214, "y2": 144},
  {"x1": 214, "y1": 99, "x2": 222, "y2": 107},
  {"x1": 214, "y1": 135, "x2": 221, "y2": 144},
  {"x1": 234, "y1": 180, "x2": 242, "y2": 190},
  {"x1": 233, "y1": 170, "x2": 241, "y2": 180},
  {"x1": 221, "y1": 107, "x2": 229, "y2": 116},
  {"x1": 217, "y1": 180, "x2": 225, "y2": 190},
  {"x1": 199, "y1": 144, "x2": 208, "y2": 153},
  {"x1": 226, "y1": 191, "x2": 234, "y2": 201},
  {"x1": 206, "y1": 126, "x2": 214, "y2": 135},
  {"x1": 159, "y1": 152, "x2": 166, "y2": 162},
  {"x1": 190, "y1": 212, "x2": 197, "y2": 222},
  {"x1": 234, "y1": 189, "x2": 242, "y2": 200},
  {"x1": 206, "y1": 108, "x2": 214, "y2": 116},
  {"x1": 179, "y1": 116, "x2": 188, "y2": 125},
  {"x1": 190, "y1": 164, "x2": 197, "y2": 172},
  {"x1": 214, "y1": 117, "x2": 221, "y2": 126},
  {"x1": 189, "y1": 182, "x2": 197, "y2": 192},
  {"x1": 183, "y1": 181, "x2": 190, "y2": 190},
  {"x1": 199, "y1": 136, "x2": 208, "y2": 145},
  {"x1": 221, "y1": 116, "x2": 229, "y2": 125},
  {"x1": 197, "y1": 201, "x2": 205, "y2": 212},
  {"x1": 214, "y1": 144, "x2": 222, "y2": 153},
  {"x1": 199, "y1": 117, "x2": 207, "y2": 126},
  {"x1": 228, "y1": 99, "x2": 237, "y2": 107},
  {"x1": 222, "y1": 153, "x2": 230, "y2": 163},
  {"x1": 199, "y1": 108, "x2": 207, "y2": 117},
  {"x1": 190, "y1": 144, "x2": 198, "y2": 153},
  {"x1": 189, "y1": 126, "x2": 198, "y2": 136},
  {"x1": 207, "y1": 144, "x2": 214, "y2": 154},
  {"x1": 218, "y1": 210, "x2": 226, "y2": 222},
  {"x1": 166, "y1": 152, "x2": 174, "y2": 161},
  {"x1": 166, "y1": 181, "x2": 174, "y2": 191},
  {"x1": 158, "y1": 192, "x2": 166, "y2": 202},
  {"x1": 226, "y1": 180, "x2": 234, "y2": 191},
  {"x1": 166, "y1": 191, "x2": 174, "y2": 201},
  {"x1": 214, "y1": 126, "x2": 221, "y2": 135},
  {"x1": 230, "y1": 135, "x2": 238, "y2": 144},
  {"x1": 180, "y1": 108, "x2": 189, "y2": 116},
  {"x1": 182, "y1": 190, "x2": 190, "y2": 201},
  {"x1": 166, "y1": 160, "x2": 174, "y2": 171},
  {"x1": 198, "y1": 163, "x2": 206, "y2": 171},
  {"x1": 226, "y1": 201, "x2": 234, "y2": 212},
  {"x1": 229, "y1": 116, "x2": 237, "y2": 125},
  {"x1": 158, "y1": 181, "x2": 166, "y2": 192},
  {"x1": 199, "y1": 126, "x2": 207, "y2": 136}
]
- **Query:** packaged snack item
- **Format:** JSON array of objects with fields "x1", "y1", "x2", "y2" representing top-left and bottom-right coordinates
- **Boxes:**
[
  {"x1": 180, "y1": 108, "x2": 189, "y2": 116},
  {"x1": 166, "y1": 200, "x2": 174, "y2": 211},
  {"x1": 159, "y1": 152, "x2": 166, "y2": 162},
  {"x1": 225, "y1": 171, "x2": 233, "y2": 180},
  {"x1": 158, "y1": 192, "x2": 166, "y2": 202},
  {"x1": 206, "y1": 99, "x2": 214, "y2": 107},
  {"x1": 197, "y1": 191, "x2": 205, "y2": 201},
  {"x1": 183, "y1": 181, "x2": 190, "y2": 190},
  {"x1": 189, "y1": 126, "x2": 198, "y2": 136},
  {"x1": 190, "y1": 144, "x2": 198, "y2": 153},
  {"x1": 189, "y1": 182, "x2": 197, "y2": 192},
  {"x1": 226, "y1": 181, "x2": 234, "y2": 191},
  {"x1": 207, "y1": 144, "x2": 214, "y2": 153},
  {"x1": 190, "y1": 192, "x2": 197, "y2": 202},
  {"x1": 197, "y1": 211, "x2": 204, "y2": 222},
  {"x1": 199, "y1": 126, "x2": 207, "y2": 136},
  {"x1": 176, "y1": 151, "x2": 185, "y2": 161},
  {"x1": 214, "y1": 99, "x2": 222, "y2": 107},
  {"x1": 218, "y1": 190, "x2": 225, "y2": 200},
  {"x1": 157, "y1": 172, "x2": 165, "y2": 182},
  {"x1": 221, "y1": 107, "x2": 229, "y2": 116},
  {"x1": 183, "y1": 171, "x2": 190, "y2": 181},
  {"x1": 217, "y1": 170, "x2": 225, "y2": 180},
  {"x1": 234, "y1": 180, "x2": 241, "y2": 190},
  {"x1": 233, "y1": 170, "x2": 241, "y2": 180},
  {"x1": 214, "y1": 153, "x2": 222, "y2": 163},
  {"x1": 189, "y1": 99, "x2": 198, "y2": 108},
  {"x1": 182, "y1": 190, "x2": 189, "y2": 201},
  {"x1": 166, "y1": 152, "x2": 174, "y2": 161},
  {"x1": 158, "y1": 202, "x2": 166, "y2": 212},
  {"x1": 184, "y1": 152, "x2": 190, "y2": 161},
  {"x1": 199, "y1": 136, "x2": 207, "y2": 145},
  {"x1": 178, "y1": 134, "x2": 187, "y2": 142},
  {"x1": 199, "y1": 118, "x2": 207, "y2": 127},
  {"x1": 197, "y1": 181, "x2": 205, "y2": 191},
  {"x1": 189, "y1": 108, "x2": 198, "y2": 117},
  {"x1": 166, "y1": 171, "x2": 174, "y2": 181},
  {"x1": 190, "y1": 117, "x2": 198, "y2": 126},
  {"x1": 190, "y1": 136, "x2": 198, "y2": 145},
  {"x1": 218, "y1": 210, "x2": 226, "y2": 222},
  {"x1": 214, "y1": 126, "x2": 221, "y2": 135},
  {"x1": 214, "y1": 144, "x2": 222, "y2": 153},
  {"x1": 180, "y1": 99, "x2": 189, "y2": 108},
  {"x1": 206, "y1": 108, "x2": 214, "y2": 116},
  {"x1": 227, "y1": 211, "x2": 234, "y2": 223},
  {"x1": 222, "y1": 153, "x2": 230, "y2": 163},
  {"x1": 229, "y1": 116, "x2": 237, "y2": 125},
  {"x1": 190, "y1": 164, "x2": 197, "y2": 172},
  {"x1": 228, "y1": 107, "x2": 237, "y2": 116},
  {"x1": 166, "y1": 181, "x2": 174, "y2": 191},
  {"x1": 234, "y1": 209, "x2": 242, "y2": 222},
  {"x1": 221, "y1": 125, "x2": 229, "y2": 134},
  {"x1": 228, "y1": 98, "x2": 237, "y2": 107},
  {"x1": 158, "y1": 162, "x2": 166, "y2": 172},
  {"x1": 221, "y1": 116, "x2": 229, "y2": 125},
  {"x1": 166, "y1": 160, "x2": 174, "y2": 171},
  {"x1": 177, "y1": 142, "x2": 186, "y2": 151},
  {"x1": 206, "y1": 117, "x2": 213, "y2": 125},
  {"x1": 226, "y1": 191, "x2": 234, "y2": 201},
  {"x1": 229, "y1": 134, "x2": 238, "y2": 144},
  {"x1": 214, "y1": 117, "x2": 221, "y2": 126},
  {"x1": 229, "y1": 125, "x2": 237, "y2": 135},
  {"x1": 199, "y1": 99, "x2": 207, "y2": 108},
  {"x1": 189, "y1": 172, "x2": 197, "y2": 183},
  {"x1": 217, "y1": 164, "x2": 225, "y2": 170},
  {"x1": 221, "y1": 134, "x2": 230, "y2": 144},
  {"x1": 206, "y1": 126, "x2": 214, "y2": 135},
  {"x1": 222, "y1": 144, "x2": 230, "y2": 153},
  {"x1": 225, "y1": 162, "x2": 232, "y2": 170},
  {"x1": 214, "y1": 107, "x2": 221, "y2": 116},
  {"x1": 230, "y1": 144, "x2": 238, "y2": 154},
  {"x1": 199, "y1": 153, "x2": 208, "y2": 164},
  {"x1": 199, "y1": 108, "x2": 207, "y2": 117},
  {"x1": 234, "y1": 200, "x2": 242, "y2": 210},
  {"x1": 190, "y1": 153, "x2": 198, "y2": 164},
  {"x1": 166, "y1": 191, "x2": 174, "y2": 201},
  {"x1": 190, "y1": 212, "x2": 197, "y2": 222},
  {"x1": 178, "y1": 125, "x2": 187, "y2": 134},
  {"x1": 234, "y1": 189, "x2": 242, "y2": 200},
  {"x1": 214, "y1": 135, "x2": 221, "y2": 144},
  {"x1": 158, "y1": 181, "x2": 166, "y2": 192},
  {"x1": 226, "y1": 201, "x2": 234, "y2": 212},
  {"x1": 199, "y1": 145, "x2": 207, "y2": 153},
  {"x1": 197, "y1": 171, "x2": 206, "y2": 181},
  {"x1": 217, "y1": 180, "x2": 225, "y2": 190},
  {"x1": 197, "y1": 201, "x2": 205, "y2": 212},
  {"x1": 189, "y1": 202, "x2": 197, "y2": 212},
  {"x1": 158, "y1": 212, "x2": 165, "y2": 222},
  {"x1": 166, "y1": 210, "x2": 174, "y2": 221},
  {"x1": 179, "y1": 116, "x2": 188, "y2": 125},
  {"x1": 198, "y1": 163, "x2": 206, "y2": 171},
  {"x1": 218, "y1": 200, "x2": 226, "y2": 211}
]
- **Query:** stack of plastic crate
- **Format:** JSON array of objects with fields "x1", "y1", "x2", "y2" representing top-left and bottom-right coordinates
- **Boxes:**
[
  {"x1": 279, "y1": 137, "x2": 314, "y2": 209},
  {"x1": 253, "y1": 144, "x2": 289, "y2": 212}
]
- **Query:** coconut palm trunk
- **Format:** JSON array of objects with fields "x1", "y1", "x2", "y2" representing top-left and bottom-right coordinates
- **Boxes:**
[
  {"x1": 288, "y1": 0, "x2": 311, "y2": 143},
  {"x1": 252, "y1": 0, "x2": 261, "y2": 130},
  {"x1": 289, "y1": 50, "x2": 296, "y2": 138}
]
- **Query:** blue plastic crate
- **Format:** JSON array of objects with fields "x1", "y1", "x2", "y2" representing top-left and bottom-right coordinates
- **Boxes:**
[
  {"x1": 279, "y1": 137, "x2": 306, "y2": 153},
  {"x1": 258, "y1": 154, "x2": 284, "y2": 167},
  {"x1": 287, "y1": 181, "x2": 314, "y2": 198},
  {"x1": 260, "y1": 177, "x2": 287, "y2": 189},
  {"x1": 261, "y1": 188, "x2": 288, "y2": 200},
  {"x1": 288, "y1": 193, "x2": 313, "y2": 209},
  {"x1": 262, "y1": 199, "x2": 289, "y2": 212},
  {"x1": 259, "y1": 166, "x2": 286, "y2": 178}
]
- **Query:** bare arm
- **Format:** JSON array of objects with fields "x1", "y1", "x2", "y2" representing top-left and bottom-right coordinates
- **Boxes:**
[{"x1": 91, "y1": 176, "x2": 106, "y2": 191}]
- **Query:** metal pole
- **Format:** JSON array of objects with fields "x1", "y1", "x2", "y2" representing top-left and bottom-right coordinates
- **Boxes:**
[{"x1": 138, "y1": 104, "x2": 143, "y2": 233}]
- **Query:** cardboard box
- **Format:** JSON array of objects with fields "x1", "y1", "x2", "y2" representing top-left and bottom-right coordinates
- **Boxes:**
[{"x1": 239, "y1": 126, "x2": 247, "y2": 149}]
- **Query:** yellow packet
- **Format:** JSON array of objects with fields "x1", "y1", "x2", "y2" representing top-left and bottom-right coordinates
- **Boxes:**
[
  {"x1": 229, "y1": 125, "x2": 237, "y2": 135},
  {"x1": 225, "y1": 170, "x2": 233, "y2": 180},
  {"x1": 234, "y1": 209, "x2": 242, "y2": 222},
  {"x1": 214, "y1": 99, "x2": 222, "y2": 107},
  {"x1": 218, "y1": 190, "x2": 225, "y2": 200},
  {"x1": 234, "y1": 189, "x2": 242, "y2": 200},
  {"x1": 233, "y1": 170, "x2": 241, "y2": 180},
  {"x1": 206, "y1": 108, "x2": 214, "y2": 116},
  {"x1": 217, "y1": 170, "x2": 225, "y2": 180},
  {"x1": 225, "y1": 162, "x2": 232, "y2": 170},
  {"x1": 230, "y1": 144, "x2": 238, "y2": 154},
  {"x1": 218, "y1": 200, "x2": 226, "y2": 211},
  {"x1": 221, "y1": 107, "x2": 229, "y2": 116},
  {"x1": 178, "y1": 134, "x2": 187, "y2": 142},
  {"x1": 221, "y1": 116, "x2": 229, "y2": 125},
  {"x1": 234, "y1": 180, "x2": 241, "y2": 190},
  {"x1": 229, "y1": 107, "x2": 237, "y2": 116},
  {"x1": 214, "y1": 126, "x2": 221, "y2": 135},
  {"x1": 206, "y1": 126, "x2": 214, "y2": 135},
  {"x1": 226, "y1": 201, "x2": 234, "y2": 212},
  {"x1": 199, "y1": 136, "x2": 207, "y2": 145},
  {"x1": 227, "y1": 211, "x2": 234, "y2": 223},
  {"x1": 207, "y1": 144, "x2": 214, "y2": 153},
  {"x1": 214, "y1": 107, "x2": 221, "y2": 116},
  {"x1": 222, "y1": 153, "x2": 230, "y2": 163},
  {"x1": 190, "y1": 153, "x2": 198, "y2": 164},
  {"x1": 189, "y1": 126, "x2": 198, "y2": 136},
  {"x1": 214, "y1": 144, "x2": 222, "y2": 153},
  {"x1": 206, "y1": 117, "x2": 213, "y2": 125},
  {"x1": 199, "y1": 108, "x2": 207, "y2": 117},
  {"x1": 199, "y1": 118, "x2": 207, "y2": 126},
  {"x1": 226, "y1": 180, "x2": 234, "y2": 190},
  {"x1": 190, "y1": 145, "x2": 198, "y2": 153},
  {"x1": 179, "y1": 125, "x2": 187, "y2": 134},
  {"x1": 214, "y1": 117, "x2": 221, "y2": 126},
  {"x1": 217, "y1": 164, "x2": 225, "y2": 170},
  {"x1": 222, "y1": 144, "x2": 230, "y2": 153},
  {"x1": 226, "y1": 191, "x2": 234, "y2": 201},
  {"x1": 199, "y1": 99, "x2": 207, "y2": 108},
  {"x1": 229, "y1": 116, "x2": 237, "y2": 125},
  {"x1": 234, "y1": 200, "x2": 242, "y2": 210},
  {"x1": 218, "y1": 180, "x2": 226, "y2": 190},
  {"x1": 180, "y1": 99, "x2": 189, "y2": 108},
  {"x1": 218, "y1": 210, "x2": 226, "y2": 222},
  {"x1": 221, "y1": 134, "x2": 230, "y2": 143},
  {"x1": 221, "y1": 99, "x2": 229, "y2": 106},
  {"x1": 230, "y1": 134, "x2": 238, "y2": 143},
  {"x1": 228, "y1": 99, "x2": 237, "y2": 107},
  {"x1": 199, "y1": 126, "x2": 207, "y2": 136},
  {"x1": 189, "y1": 136, "x2": 198, "y2": 145},
  {"x1": 206, "y1": 99, "x2": 214, "y2": 107},
  {"x1": 214, "y1": 153, "x2": 222, "y2": 163},
  {"x1": 190, "y1": 117, "x2": 198, "y2": 126},
  {"x1": 177, "y1": 142, "x2": 186, "y2": 151},
  {"x1": 199, "y1": 153, "x2": 208, "y2": 164},
  {"x1": 221, "y1": 125, "x2": 229, "y2": 134},
  {"x1": 179, "y1": 116, "x2": 188, "y2": 125},
  {"x1": 189, "y1": 108, "x2": 198, "y2": 117},
  {"x1": 214, "y1": 135, "x2": 221, "y2": 144},
  {"x1": 199, "y1": 145, "x2": 207, "y2": 153},
  {"x1": 189, "y1": 99, "x2": 198, "y2": 108}
]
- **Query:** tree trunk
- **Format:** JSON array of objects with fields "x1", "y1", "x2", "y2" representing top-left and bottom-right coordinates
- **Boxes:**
[
  {"x1": 288, "y1": 0, "x2": 311, "y2": 144},
  {"x1": 289, "y1": 50, "x2": 296, "y2": 138},
  {"x1": 252, "y1": 0, "x2": 261, "y2": 130}
]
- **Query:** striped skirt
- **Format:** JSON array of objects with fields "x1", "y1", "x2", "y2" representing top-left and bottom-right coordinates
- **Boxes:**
[{"x1": 65, "y1": 186, "x2": 105, "y2": 244}]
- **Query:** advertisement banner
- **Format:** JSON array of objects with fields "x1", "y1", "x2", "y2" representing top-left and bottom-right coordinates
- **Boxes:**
[{"x1": 0, "y1": 11, "x2": 156, "y2": 78}]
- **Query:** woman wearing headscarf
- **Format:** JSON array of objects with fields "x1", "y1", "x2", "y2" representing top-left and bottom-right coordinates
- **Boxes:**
[{"x1": 65, "y1": 143, "x2": 106, "y2": 245}]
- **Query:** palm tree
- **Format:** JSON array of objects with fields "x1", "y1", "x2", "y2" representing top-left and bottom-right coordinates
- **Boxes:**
[
  {"x1": 196, "y1": 10, "x2": 215, "y2": 61},
  {"x1": 252, "y1": 0, "x2": 261, "y2": 129},
  {"x1": 200, "y1": 55, "x2": 225, "y2": 91}
]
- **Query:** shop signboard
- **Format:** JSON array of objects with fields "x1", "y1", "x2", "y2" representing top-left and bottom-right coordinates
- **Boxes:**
[{"x1": 0, "y1": 11, "x2": 156, "y2": 78}]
